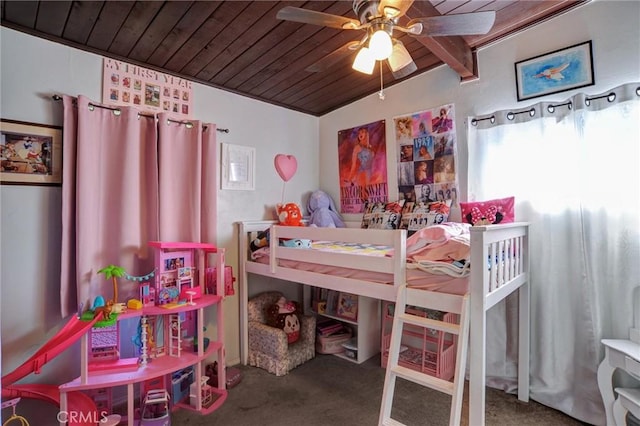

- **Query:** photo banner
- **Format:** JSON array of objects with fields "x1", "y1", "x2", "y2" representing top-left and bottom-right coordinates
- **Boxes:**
[
  {"x1": 338, "y1": 120, "x2": 388, "y2": 213},
  {"x1": 102, "y1": 58, "x2": 193, "y2": 117},
  {"x1": 393, "y1": 104, "x2": 459, "y2": 206}
]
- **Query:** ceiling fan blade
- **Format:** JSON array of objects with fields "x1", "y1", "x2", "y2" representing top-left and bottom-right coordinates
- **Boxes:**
[
  {"x1": 306, "y1": 41, "x2": 362, "y2": 73},
  {"x1": 277, "y1": 6, "x2": 362, "y2": 30},
  {"x1": 378, "y1": 0, "x2": 415, "y2": 18},
  {"x1": 407, "y1": 11, "x2": 496, "y2": 36}
]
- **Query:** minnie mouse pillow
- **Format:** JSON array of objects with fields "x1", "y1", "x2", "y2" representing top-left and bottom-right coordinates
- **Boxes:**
[
  {"x1": 266, "y1": 297, "x2": 302, "y2": 344},
  {"x1": 460, "y1": 196, "x2": 515, "y2": 226}
]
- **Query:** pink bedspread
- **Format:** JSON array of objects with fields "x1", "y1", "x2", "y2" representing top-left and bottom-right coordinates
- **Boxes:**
[
  {"x1": 250, "y1": 223, "x2": 472, "y2": 296},
  {"x1": 405, "y1": 222, "x2": 471, "y2": 263}
]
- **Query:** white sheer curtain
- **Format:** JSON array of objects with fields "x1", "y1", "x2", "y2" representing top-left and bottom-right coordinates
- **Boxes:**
[{"x1": 467, "y1": 82, "x2": 640, "y2": 424}]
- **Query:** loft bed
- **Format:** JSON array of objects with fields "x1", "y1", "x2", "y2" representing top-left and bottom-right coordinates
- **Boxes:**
[{"x1": 237, "y1": 220, "x2": 530, "y2": 425}]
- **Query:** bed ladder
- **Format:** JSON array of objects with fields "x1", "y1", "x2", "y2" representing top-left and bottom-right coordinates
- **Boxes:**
[{"x1": 379, "y1": 284, "x2": 470, "y2": 426}]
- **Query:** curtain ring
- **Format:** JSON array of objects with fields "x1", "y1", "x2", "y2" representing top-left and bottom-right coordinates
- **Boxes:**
[
  {"x1": 88, "y1": 104, "x2": 94, "y2": 111},
  {"x1": 547, "y1": 105, "x2": 555, "y2": 113},
  {"x1": 471, "y1": 119, "x2": 478, "y2": 126},
  {"x1": 529, "y1": 108, "x2": 536, "y2": 117},
  {"x1": 185, "y1": 121, "x2": 194, "y2": 129},
  {"x1": 507, "y1": 112, "x2": 515, "y2": 120},
  {"x1": 607, "y1": 92, "x2": 616, "y2": 102},
  {"x1": 112, "y1": 109, "x2": 121, "y2": 116},
  {"x1": 490, "y1": 115, "x2": 495, "y2": 124}
]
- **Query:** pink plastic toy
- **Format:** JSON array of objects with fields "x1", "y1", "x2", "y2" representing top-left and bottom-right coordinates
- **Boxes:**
[{"x1": 1, "y1": 241, "x2": 229, "y2": 425}]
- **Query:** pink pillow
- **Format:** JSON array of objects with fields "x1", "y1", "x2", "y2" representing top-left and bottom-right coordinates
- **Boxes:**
[{"x1": 460, "y1": 196, "x2": 515, "y2": 226}]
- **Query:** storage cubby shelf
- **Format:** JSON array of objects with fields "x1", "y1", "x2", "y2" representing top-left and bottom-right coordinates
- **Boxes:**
[{"x1": 306, "y1": 287, "x2": 380, "y2": 364}]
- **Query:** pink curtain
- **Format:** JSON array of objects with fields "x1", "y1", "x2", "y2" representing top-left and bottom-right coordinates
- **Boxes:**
[
  {"x1": 157, "y1": 114, "x2": 218, "y2": 242},
  {"x1": 60, "y1": 95, "x2": 78, "y2": 317},
  {"x1": 60, "y1": 96, "x2": 217, "y2": 317}
]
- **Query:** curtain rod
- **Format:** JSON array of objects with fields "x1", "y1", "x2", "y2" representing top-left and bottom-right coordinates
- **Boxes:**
[
  {"x1": 51, "y1": 94, "x2": 229, "y2": 133},
  {"x1": 471, "y1": 83, "x2": 640, "y2": 125}
]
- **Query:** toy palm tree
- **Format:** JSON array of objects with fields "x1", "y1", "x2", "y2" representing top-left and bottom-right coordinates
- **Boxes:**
[{"x1": 98, "y1": 265, "x2": 126, "y2": 304}]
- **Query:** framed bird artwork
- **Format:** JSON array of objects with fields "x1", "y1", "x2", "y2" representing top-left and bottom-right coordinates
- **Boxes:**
[{"x1": 514, "y1": 41, "x2": 594, "y2": 101}]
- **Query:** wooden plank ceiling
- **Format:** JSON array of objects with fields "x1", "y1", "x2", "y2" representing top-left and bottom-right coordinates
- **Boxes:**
[{"x1": 1, "y1": 0, "x2": 586, "y2": 116}]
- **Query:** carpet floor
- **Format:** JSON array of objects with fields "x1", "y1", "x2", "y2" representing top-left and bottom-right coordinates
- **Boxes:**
[{"x1": 170, "y1": 354, "x2": 587, "y2": 426}]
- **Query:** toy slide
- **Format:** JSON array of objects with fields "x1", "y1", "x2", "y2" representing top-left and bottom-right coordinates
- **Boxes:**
[
  {"x1": 1, "y1": 314, "x2": 103, "y2": 425},
  {"x1": 2, "y1": 384, "x2": 99, "y2": 426},
  {"x1": 2, "y1": 314, "x2": 101, "y2": 388}
]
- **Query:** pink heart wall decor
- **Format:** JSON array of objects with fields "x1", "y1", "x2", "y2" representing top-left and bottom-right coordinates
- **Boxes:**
[{"x1": 274, "y1": 154, "x2": 297, "y2": 182}]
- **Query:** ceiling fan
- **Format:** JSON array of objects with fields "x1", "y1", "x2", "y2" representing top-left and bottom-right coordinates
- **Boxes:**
[{"x1": 277, "y1": 0, "x2": 496, "y2": 79}]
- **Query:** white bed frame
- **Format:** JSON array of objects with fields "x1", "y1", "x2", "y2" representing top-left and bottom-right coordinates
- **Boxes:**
[{"x1": 238, "y1": 220, "x2": 530, "y2": 425}]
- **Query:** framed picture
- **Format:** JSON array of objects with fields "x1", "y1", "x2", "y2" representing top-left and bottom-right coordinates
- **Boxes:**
[
  {"x1": 514, "y1": 40, "x2": 594, "y2": 101},
  {"x1": 337, "y1": 292, "x2": 358, "y2": 321},
  {"x1": 221, "y1": 143, "x2": 255, "y2": 190},
  {"x1": 1, "y1": 119, "x2": 62, "y2": 186}
]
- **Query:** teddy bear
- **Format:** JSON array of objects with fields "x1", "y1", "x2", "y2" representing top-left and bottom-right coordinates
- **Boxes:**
[
  {"x1": 306, "y1": 190, "x2": 345, "y2": 228},
  {"x1": 276, "y1": 202, "x2": 304, "y2": 226},
  {"x1": 266, "y1": 297, "x2": 301, "y2": 344}
]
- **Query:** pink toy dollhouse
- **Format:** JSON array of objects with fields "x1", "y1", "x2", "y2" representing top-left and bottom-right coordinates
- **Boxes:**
[
  {"x1": 57, "y1": 241, "x2": 229, "y2": 425},
  {"x1": 90, "y1": 324, "x2": 119, "y2": 362},
  {"x1": 140, "y1": 282, "x2": 156, "y2": 307},
  {"x1": 153, "y1": 245, "x2": 200, "y2": 307}
]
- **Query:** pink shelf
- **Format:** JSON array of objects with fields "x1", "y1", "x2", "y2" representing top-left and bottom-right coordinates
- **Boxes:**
[
  {"x1": 148, "y1": 241, "x2": 219, "y2": 251},
  {"x1": 88, "y1": 358, "x2": 139, "y2": 373},
  {"x1": 117, "y1": 294, "x2": 221, "y2": 320},
  {"x1": 60, "y1": 342, "x2": 221, "y2": 391},
  {"x1": 174, "y1": 388, "x2": 228, "y2": 415}
]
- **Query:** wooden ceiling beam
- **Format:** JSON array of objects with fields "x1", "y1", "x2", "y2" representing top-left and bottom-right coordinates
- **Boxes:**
[
  {"x1": 466, "y1": 0, "x2": 586, "y2": 47},
  {"x1": 402, "y1": 1, "x2": 478, "y2": 80}
]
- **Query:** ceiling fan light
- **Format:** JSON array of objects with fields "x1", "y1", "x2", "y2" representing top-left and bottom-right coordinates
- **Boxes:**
[
  {"x1": 391, "y1": 60, "x2": 417, "y2": 79},
  {"x1": 388, "y1": 41, "x2": 413, "y2": 72},
  {"x1": 382, "y1": 6, "x2": 400, "y2": 18},
  {"x1": 369, "y1": 29, "x2": 393, "y2": 60},
  {"x1": 352, "y1": 47, "x2": 376, "y2": 74}
]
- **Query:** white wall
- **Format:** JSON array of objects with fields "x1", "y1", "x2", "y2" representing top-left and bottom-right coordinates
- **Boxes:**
[
  {"x1": 0, "y1": 27, "x2": 318, "y2": 392},
  {"x1": 1, "y1": 0, "x2": 639, "y2": 422},
  {"x1": 319, "y1": 0, "x2": 640, "y2": 222}
]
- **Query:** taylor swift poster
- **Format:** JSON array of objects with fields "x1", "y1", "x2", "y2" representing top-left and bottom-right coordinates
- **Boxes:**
[
  {"x1": 393, "y1": 104, "x2": 458, "y2": 206},
  {"x1": 338, "y1": 120, "x2": 388, "y2": 214}
]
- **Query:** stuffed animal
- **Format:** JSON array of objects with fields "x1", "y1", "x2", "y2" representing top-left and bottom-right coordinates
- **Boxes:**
[
  {"x1": 266, "y1": 297, "x2": 302, "y2": 343},
  {"x1": 307, "y1": 190, "x2": 345, "y2": 228},
  {"x1": 250, "y1": 229, "x2": 270, "y2": 252},
  {"x1": 276, "y1": 202, "x2": 304, "y2": 226},
  {"x1": 281, "y1": 238, "x2": 311, "y2": 248}
]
